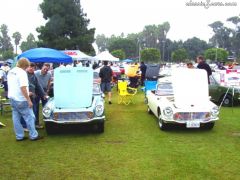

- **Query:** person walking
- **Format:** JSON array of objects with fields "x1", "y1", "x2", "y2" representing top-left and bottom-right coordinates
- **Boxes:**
[
  {"x1": 7, "y1": 58, "x2": 42, "y2": 141},
  {"x1": 196, "y1": 55, "x2": 212, "y2": 84},
  {"x1": 99, "y1": 61, "x2": 113, "y2": 104},
  {"x1": 34, "y1": 63, "x2": 52, "y2": 128}
]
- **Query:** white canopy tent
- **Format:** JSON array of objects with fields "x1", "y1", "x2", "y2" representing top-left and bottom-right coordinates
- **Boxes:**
[
  {"x1": 94, "y1": 51, "x2": 119, "y2": 61},
  {"x1": 62, "y1": 50, "x2": 95, "y2": 61}
]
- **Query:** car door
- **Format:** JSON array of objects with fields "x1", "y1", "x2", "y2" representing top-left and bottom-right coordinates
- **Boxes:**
[{"x1": 209, "y1": 76, "x2": 222, "y2": 103}]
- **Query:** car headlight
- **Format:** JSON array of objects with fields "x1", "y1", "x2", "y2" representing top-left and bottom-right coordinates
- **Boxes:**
[
  {"x1": 95, "y1": 105, "x2": 104, "y2": 117},
  {"x1": 163, "y1": 107, "x2": 173, "y2": 117},
  {"x1": 43, "y1": 107, "x2": 52, "y2": 118},
  {"x1": 42, "y1": 100, "x2": 54, "y2": 118},
  {"x1": 211, "y1": 106, "x2": 219, "y2": 117}
]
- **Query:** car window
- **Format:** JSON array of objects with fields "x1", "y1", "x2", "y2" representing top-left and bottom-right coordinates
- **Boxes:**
[{"x1": 156, "y1": 83, "x2": 173, "y2": 95}]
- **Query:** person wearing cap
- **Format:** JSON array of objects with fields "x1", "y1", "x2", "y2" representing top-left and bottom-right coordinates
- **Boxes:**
[{"x1": 7, "y1": 58, "x2": 43, "y2": 141}]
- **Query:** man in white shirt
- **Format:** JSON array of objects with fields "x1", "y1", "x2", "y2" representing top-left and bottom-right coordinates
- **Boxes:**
[{"x1": 8, "y1": 58, "x2": 42, "y2": 141}]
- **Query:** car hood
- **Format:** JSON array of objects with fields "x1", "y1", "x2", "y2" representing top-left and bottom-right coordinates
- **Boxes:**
[
  {"x1": 172, "y1": 68, "x2": 210, "y2": 109},
  {"x1": 54, "y1": 67, "x2": 93, "y2": 109}
]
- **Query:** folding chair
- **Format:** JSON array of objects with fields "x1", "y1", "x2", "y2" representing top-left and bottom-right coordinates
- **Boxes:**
[
  {"x1": 143, "y1": 80, "x2": 157, "y2": 103},
  {"x1": 118, "y1": 81, "x2": 137, "y2": 105},
  {"x1": 0, "y1": 91, "x2": 11, "y2": 115}
]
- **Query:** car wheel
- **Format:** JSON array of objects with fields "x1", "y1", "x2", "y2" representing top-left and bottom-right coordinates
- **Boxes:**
[
  {"x1": 147, "y1": 106, "x2": 153, "y2": 114},
  {"x1": 222, "y1": 95, "x2": 233, "y2": 107},
  {"x1": 95, "y1": 122, "x2": 104, "y2": 133},
  {"x1": 203, "y1": 122, "x2": 215, "y2": 130},
  {"x1": 45, "y1": 122, "x2": 58, "y2": 134},
  {"x1": 158, "y1": 116, "x2": 168, "y2": 130}
]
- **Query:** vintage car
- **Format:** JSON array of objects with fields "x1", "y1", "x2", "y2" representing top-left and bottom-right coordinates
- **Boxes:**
[
  {"x1": 146, "y1": 68, "x2": 219, "y2": 130},
  {"x1": 42, "y1": 67, "x2": 105, "y2": 134},
  {"x1": 209, "y1": 73, "x2": 240, "y2": 106}
]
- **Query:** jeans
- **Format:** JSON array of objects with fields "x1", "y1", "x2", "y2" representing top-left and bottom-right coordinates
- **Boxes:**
[
  {"x1": 35, "y1": 96, "x2": 48, "y2": 125},
  {"x1": 10, "y1": 99, "x2": 38, "y2": 140},
  {"x1": 20, "y1": 97, "x2": 37, "y2": 128}
]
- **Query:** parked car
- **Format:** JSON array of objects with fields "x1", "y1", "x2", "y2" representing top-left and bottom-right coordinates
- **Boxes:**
[
  {"x1": 42, "y1": 67, "x2": 105, "y2": 134},
  {"x1": 209, "y1": 74, "x2": 240, "y2": 106},
  {"x1": 146, "y1": 69, "x2": 219, "y2": 130}
]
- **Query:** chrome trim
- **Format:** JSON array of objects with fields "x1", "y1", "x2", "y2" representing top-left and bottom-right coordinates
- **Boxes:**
[{"x1": 43, "y1": 116, "x2": 105, "y2": 124}]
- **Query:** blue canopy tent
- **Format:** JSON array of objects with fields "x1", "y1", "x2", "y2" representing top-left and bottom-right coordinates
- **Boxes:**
[
  {"x1": 122, "y1": 59, "x2": 133, "y2": 63},
  {"x1": 17, "y1": 47, "x2": 72, "y2": 63}
]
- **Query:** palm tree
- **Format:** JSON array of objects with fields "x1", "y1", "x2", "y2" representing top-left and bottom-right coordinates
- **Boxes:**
[{"x1": 12, "y1": 32, "x2": 22, "y2": 54}]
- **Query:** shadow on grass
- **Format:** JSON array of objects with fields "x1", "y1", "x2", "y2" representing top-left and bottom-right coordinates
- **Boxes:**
[
  {"x1": 45, "y1": 124, "x2": 103, "y2": 136},
  {"x1": 157, "y1": 123, "x2": 216, "y2": 134}
]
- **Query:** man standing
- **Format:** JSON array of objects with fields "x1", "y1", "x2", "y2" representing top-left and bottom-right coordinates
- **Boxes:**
[
  {"x1": 140, "y1": 61, "x2": 147, "y2": 86},
  {"x1": 20, "y1": 63, "x2": 47, "y2": 130},
  {"x1": 99, "y1": 61, "x2": 113, "y2": 104},
  {"x1": 34, "y1": 63, "x2": 52, "y2": 128},
  {"x1": 7, "y1": 58, "x2": 42, "y2": 141},
  {"x1": 196, "y1": 55, "x2": 212, "y2": 84}
]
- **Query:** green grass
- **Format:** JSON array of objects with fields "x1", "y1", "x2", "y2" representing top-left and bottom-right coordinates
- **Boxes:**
[{"x1": 0, "y1": 88, "x2": 240, "y2": 179}]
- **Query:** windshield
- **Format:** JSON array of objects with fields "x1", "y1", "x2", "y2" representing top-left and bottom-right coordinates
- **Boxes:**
[
  {"x1": 93, "y1": 83, "x2": 101, "y2": 94},
  {"x1": 156, "y1": 83, "x2": 173, "y2": 96}
]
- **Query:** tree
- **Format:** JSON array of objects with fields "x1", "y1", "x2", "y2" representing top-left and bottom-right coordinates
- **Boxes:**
[
  {"x1": 20, "y1": 33, "x2": 38, "y2": 52},
  {"x1": 204, "y1": 48, "x2": 228, "y2": 61},
  {"x1": 37, "y1": 0, "x2": 95, "y2": 54},
  {"x1": 95, "y1": 34, "x2": 108, "y2": 52},
  {"x1": 140, "y1": 48, "x2": 160, "y2": 63},
  {"x1": 227, "y1": 15, "x2": 240, "y2": 58},
  {"x1": 209, "y1": 21, "x2": 231, "y2": 50},
  {"x1": 111, "y1": 49, "x2": 126, "y2": 60},
  {"x1": 108, "y1": 38, "x2": 136, "y2": 59},
  {"x1": 0, "y1": 24, "x2": 14, "y2": 60},
  {"x1": 183, "y1": 37, "x2": 209, "y2": 60},
  {"x1": 171, "y1": 48, "x2": 188, "y2": 62},
  {"x1": 12, "y1": 32, "x2": 22, "y2": 54}
]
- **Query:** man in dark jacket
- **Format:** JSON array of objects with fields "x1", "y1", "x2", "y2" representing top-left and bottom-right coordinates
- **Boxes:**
[
  {"x1": 99, "y1": 61, "x2": 113, "y2": 104},
  {"x1": 140, "y1": 61, "x2": 147, "y2": 86},
  {"x1": 20, "y1": 63, "x2": 47, "y2": 130},
  {"x1": 196, "y1": 55, "x2": 212, "y2": 84}
]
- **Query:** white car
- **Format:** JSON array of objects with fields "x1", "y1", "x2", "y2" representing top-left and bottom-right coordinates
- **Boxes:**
[
  {"x1": 146, "y1": 68, "x2": 219, "y2": 130},
  {"x1": 43, "y1": 67, "x2": 105, "y2": 134}
]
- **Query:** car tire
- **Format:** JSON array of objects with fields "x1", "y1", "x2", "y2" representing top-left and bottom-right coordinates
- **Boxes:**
[
  {"x1": 203, "y1": 122, "x2": 215, "y2": 130},
  {"x1": 95, "y1": 122, "x2": 104, "y2": 133},
  {"x1": 222, "y1": 95, "x2": 233, "y2": 107},
  {"x1": 158, "y1": 116, "x2": 168, "y2": 130},
  {"x1": 147, "y1": 106, "x2": 153, "y2": 114}
]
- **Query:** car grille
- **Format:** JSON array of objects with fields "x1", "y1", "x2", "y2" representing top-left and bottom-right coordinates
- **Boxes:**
[
  {"x1": 173, "y1": 112, "x2": 210, "y2": 121},
  {"x1": 53, "y1": 112, "x2": 94, "y2": 121}
]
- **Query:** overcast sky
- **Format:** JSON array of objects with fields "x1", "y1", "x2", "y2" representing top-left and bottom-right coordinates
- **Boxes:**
[{"x1": 0, "y1": 0, "x2": 239, "y2": 44}]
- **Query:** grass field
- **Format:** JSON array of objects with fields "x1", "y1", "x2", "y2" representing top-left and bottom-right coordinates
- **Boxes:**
[{"x1": 0, "y1": 88, "x2": 240, "y2": 179}]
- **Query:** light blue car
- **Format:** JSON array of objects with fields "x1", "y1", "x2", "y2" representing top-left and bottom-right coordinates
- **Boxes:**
[{"x1": 42, "y1": 67, "x2": 105, "y2": 134}]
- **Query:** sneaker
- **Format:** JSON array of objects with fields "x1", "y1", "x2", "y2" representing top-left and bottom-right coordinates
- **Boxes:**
[
  {"x1": 30, "y1": 136, "x2": 44, "y2": 141},
  {"x1": 35, "y1": 125, "x2": 44, "y2": 129},
  {"x1": 109, "y1": 101, "x2": 112, "y2": 104},
  {"x1": 16, "y1": 137, "x2": 27, "y2": 141},
  {"x1": 23, "y1": 128, "x2": 29, "y2": 132}
]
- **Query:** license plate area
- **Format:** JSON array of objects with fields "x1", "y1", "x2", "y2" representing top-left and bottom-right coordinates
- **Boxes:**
[{"x1": 186, "y1": 121, "x2": 200, "y2": 128}]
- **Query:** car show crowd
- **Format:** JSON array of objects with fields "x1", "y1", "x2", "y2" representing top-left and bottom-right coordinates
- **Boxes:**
[{"x1": 0, "y1": 54, "x2": 240, "y2": 141}]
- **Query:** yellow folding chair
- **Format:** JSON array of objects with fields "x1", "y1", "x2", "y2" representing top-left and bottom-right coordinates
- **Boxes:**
[{"x1": 118, "y1": 81, "x2": 137, "y2": 105}]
